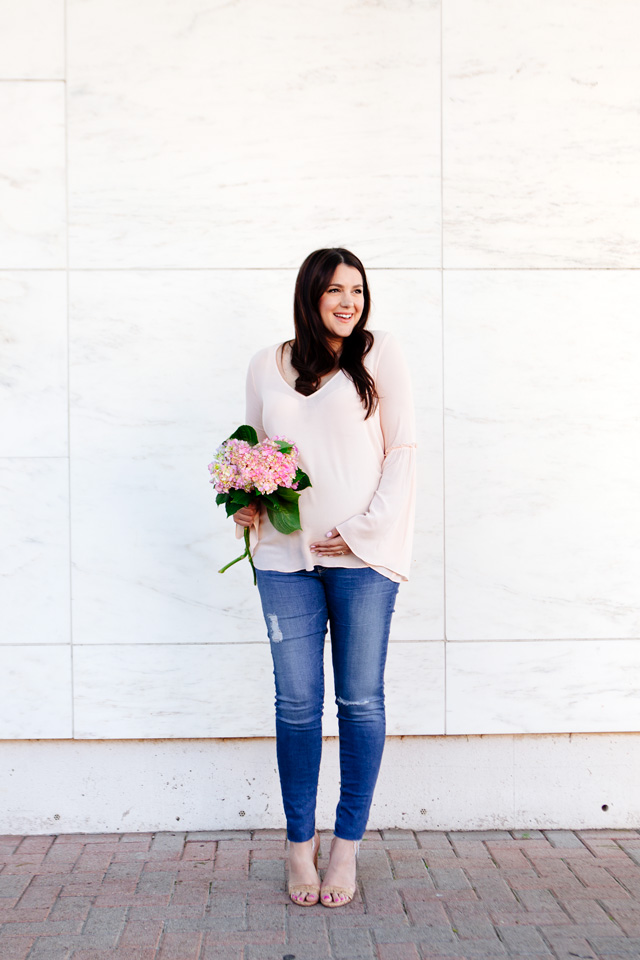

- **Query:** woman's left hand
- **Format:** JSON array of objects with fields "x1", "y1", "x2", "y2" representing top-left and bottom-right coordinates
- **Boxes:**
[{"x1": 309, "y1": 528, "x2": 352, "y2": 558}]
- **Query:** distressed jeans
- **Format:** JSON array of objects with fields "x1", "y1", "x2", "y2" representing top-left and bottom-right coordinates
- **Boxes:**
[{"x1": 255, "y1": 565, "x2": 400, "y2": 842}]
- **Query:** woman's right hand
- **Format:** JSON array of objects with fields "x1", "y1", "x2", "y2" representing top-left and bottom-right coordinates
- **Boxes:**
[{"x1": 233, "y1": 502, "x2": 259, "y2": 528}]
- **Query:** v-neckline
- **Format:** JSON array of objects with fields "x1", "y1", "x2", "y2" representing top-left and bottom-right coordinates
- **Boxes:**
[{"x1": 273, "y1": 343, "x2": 343, "y2": 399}]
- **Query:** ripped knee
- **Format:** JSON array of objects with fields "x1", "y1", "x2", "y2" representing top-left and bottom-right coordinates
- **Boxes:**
[{"x1": 335, "y1": 693, "x2": 384, "y2": 718}]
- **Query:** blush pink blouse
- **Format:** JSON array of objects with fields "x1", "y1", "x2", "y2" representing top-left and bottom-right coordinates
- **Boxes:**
[{"x1": 238, "y1": 329, "x2": 417, "y2": 583}]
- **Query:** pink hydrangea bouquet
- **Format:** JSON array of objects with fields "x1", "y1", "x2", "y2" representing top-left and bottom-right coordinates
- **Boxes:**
[{"x1": 208, "y1": 424, "x2": 311, "y2": 584}]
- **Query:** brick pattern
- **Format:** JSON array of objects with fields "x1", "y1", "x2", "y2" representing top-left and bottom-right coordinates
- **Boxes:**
[{"x1": 2, "y1": 830, "x2": 640, "y2": 958}]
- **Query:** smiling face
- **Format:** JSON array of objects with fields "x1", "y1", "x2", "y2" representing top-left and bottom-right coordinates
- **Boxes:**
[{"x1": 318, "y1": 263, "x2": 365, "y2": 348}]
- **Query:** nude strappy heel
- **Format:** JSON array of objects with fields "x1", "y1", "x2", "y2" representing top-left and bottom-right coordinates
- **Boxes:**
[
  {"x1": 287, "y1": 831, "x2": 321, "y2": 906},
  {"x1": 320, "y1": 836, "x2": 360, "y2": 908}
]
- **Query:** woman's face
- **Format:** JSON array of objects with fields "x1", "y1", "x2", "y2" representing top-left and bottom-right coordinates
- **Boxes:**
[{"x1": 318, "y1": 264, "x2": 365, "y2": 347}]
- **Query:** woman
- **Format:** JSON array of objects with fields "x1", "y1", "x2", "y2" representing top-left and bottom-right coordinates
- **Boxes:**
[{"x1": 233, "y1": 247, "x2": 416, "y2": 907}]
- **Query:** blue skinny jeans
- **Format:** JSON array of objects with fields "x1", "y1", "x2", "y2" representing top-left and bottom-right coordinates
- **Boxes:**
[{"x1": 255, "y1": 565, "x2": 399, "y2": 842}]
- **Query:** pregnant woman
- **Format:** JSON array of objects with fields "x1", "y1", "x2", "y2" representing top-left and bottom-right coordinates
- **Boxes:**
[{"x1": 233, "y1": 247, "x2": 416, "y2": 907}]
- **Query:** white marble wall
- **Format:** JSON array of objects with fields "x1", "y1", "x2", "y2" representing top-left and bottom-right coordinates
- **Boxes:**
[{"x1": 2, "y1": 0, "x2": 640, "y2": 758}]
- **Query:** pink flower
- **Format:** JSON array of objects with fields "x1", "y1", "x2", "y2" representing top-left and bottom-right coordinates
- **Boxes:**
[{"x1": 208, "y1": 436, "x2": 299, "y2": 497}]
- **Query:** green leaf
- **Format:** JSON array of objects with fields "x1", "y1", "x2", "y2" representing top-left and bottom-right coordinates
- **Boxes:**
[
  {"x1": 273, "y1": 487, "x2": 300, "y2": 503},
  {"x1": 266, "y1": 500, "x2": 302, "y2": 534},
  {"x1": 274, "y1": 439, "x2": 294, "y2": 454},
  {"x1": 215, "y1": 493, "x2": 228, "y2": 506},
  {"x1": 228, "y1": 424, "x2": 259, "y2": 446},
  {"x1": 293, "y1": 468, "x2": 311, "y2": 492},
  {"x1": 224, "y1": 489, "x2": 252, "y2": 516},
  {"x1": 228, "y1": 489, "x2": 252, "y2": 506}
]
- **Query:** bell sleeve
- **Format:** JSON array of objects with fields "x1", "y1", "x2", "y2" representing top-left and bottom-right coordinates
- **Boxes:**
[{"x1": 335, "y1": 333, "x2": 417, "y2": 581}]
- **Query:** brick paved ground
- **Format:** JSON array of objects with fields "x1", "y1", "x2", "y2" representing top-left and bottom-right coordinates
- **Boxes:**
[{"x1": 2, "y1": 829, "x2": 640, "y2": 960}]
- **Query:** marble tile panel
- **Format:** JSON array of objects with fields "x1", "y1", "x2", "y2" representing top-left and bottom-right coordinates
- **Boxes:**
[
  {"x1": 0, "y1": 0, "x2": 64, "y2": 79},
  {"x1": 446, "y1": 640, "x2": 640, "y2": 735},
  {"x1": 67, "y1": 0, "x2": 440, "y2": 267},
  {"x1": 69, "y1": 269, "x2": 292, "y2": 460},
  {"x1": 384, "y1": 641, "x2": 445, "y2": 735},
  {"x1": 444, "y1": 270, "x2": 640, "y2": 640},
  {"x1": 0, "y1": 82, "x2": 66, "y2": 267},
  {"x1": 0, "y1": 271, "x2": 68, "y2": 457},
  {"x1": 0, "y1": 458, "x2": 70, "y2": 644},
  {"x1": 0, "y1": 646, "x2": 72, "y2": 738},
  {"x1": 69, "y1": 269, "x2": 439, "y2": 642},
  {"x1": 73, "y1": 642, "x2": 274, "y2": 738},
  {"x1": 73, "y1": 640, "x2": 443, "y2": 738},
  {"x1": 70, "y1": 454, "x2": 265, "y2": 646},
  {"x1": 443, "y1": 0, "x2": 640, "y2": 266}
]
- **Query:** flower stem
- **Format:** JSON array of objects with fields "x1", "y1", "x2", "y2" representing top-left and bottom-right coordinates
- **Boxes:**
[
  {"x1": 218, "y1": 550, "x2": 247, "y2": 573},
  {"x1": 218, "y1": 526, "x2": 257, "y2": 586},
  {"x1": 245, "y1": 526, "x2": 257, "y2": 585}
]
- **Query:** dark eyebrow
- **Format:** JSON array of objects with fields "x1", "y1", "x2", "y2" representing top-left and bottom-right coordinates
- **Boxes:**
[{"x1": 327, "y1": 283, "x2": 363, "y2": 288}]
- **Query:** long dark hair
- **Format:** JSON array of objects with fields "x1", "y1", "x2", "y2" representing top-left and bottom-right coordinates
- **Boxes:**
[{"x1": 290, "y1": 247, "x2": 378, "y2": 419}]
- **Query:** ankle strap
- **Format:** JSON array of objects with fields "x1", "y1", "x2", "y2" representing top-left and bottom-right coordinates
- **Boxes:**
[
  {"x1": 332, "y1": 835, "x2": 361, "y2": 856},
  {"x1": 287, "y1": 832, "x2": 319, "y2": 849}
]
